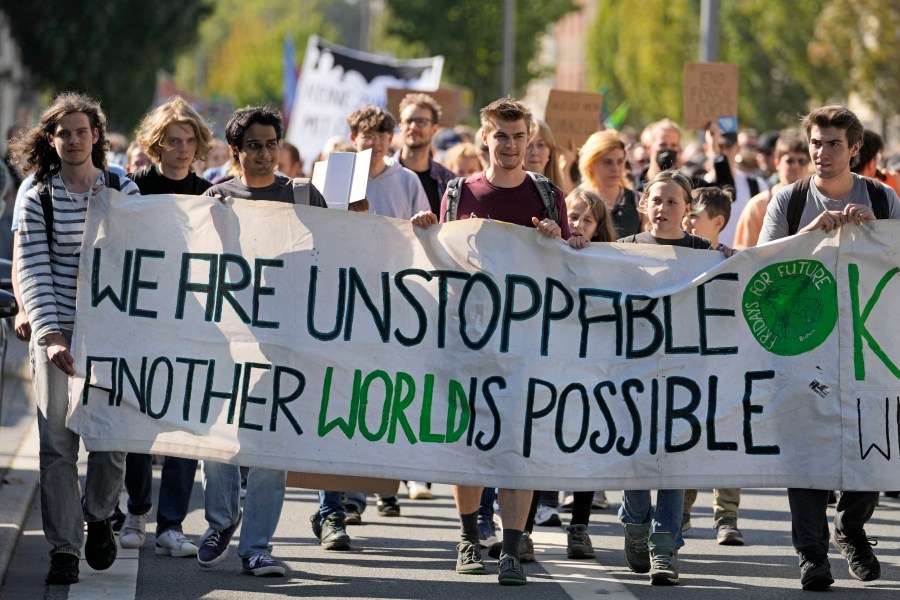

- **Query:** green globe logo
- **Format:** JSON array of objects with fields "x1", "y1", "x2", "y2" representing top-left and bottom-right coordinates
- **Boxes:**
[{"x1": 742, "y1": 260, "x2": 838, "y2": 356}]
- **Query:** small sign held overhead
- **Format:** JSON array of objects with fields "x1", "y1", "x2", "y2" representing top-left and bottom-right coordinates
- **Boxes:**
[
  {"x1": 311, "y1": 149, "x2": 372, "y2": 210},
  {"x1": 683, "y1": 63, "x2": 739, "y2": 131}
]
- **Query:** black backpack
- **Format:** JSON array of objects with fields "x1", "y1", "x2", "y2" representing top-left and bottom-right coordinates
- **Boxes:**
[
  {"x1": 37, "y1": 170, "x2": 122, "y2": 237},
  {"x1": 443, "y1": 171, "x2": 559, "y2": 223},
  {"x1": 786, "y1": 176, "x2": 888, "y2": 235}
]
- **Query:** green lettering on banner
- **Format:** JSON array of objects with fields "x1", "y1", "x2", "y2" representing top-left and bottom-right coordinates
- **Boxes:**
[
  {"x1": 741, "y1": 260, "x2": 837, "y2": 356},
  {"x1": 849, "y1": 264, "x2": 900, "y2": 380}
]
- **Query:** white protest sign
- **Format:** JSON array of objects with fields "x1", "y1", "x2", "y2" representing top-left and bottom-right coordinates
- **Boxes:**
[
  {"x1": 286, "y1": 36, "x2": 443, "y2": 168},
  {"x1": 68, "y1": 191, "x2": 900, "y2": 491},
  {"x1": 311, "y1": 149, "x2": 371, "y2": 210}
]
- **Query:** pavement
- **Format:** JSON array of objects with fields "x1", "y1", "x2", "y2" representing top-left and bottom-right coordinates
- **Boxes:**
[{"x1": 0, "y1": 335, "x2": 38, "y2": 588}]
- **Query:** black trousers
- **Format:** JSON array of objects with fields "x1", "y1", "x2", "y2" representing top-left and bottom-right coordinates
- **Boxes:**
[{"x1": 787, "y1": 488, "x2": 879, "y2": 560}]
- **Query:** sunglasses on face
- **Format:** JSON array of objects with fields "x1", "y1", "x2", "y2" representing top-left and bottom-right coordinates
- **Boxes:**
[{"x1": 783, "y1": 157, "x2": 810, "y2": 166}]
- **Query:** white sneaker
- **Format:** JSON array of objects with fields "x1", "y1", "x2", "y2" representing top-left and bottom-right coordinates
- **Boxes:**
[
  {"x1": 407, "y1": 481, "x2": 433, "y2": 500},
  {"x1": 155, "y1": 528, "x2": 199, "y2": 557},
  {"x1": 559, "y1": 492, "x2": 575, "y2": 512},
  {"x1": 119, "y1": 512, "x2": 148, "y2": 549},
  {"x1": 534, "y1": 504, "x2": 562, "y2": 527}
]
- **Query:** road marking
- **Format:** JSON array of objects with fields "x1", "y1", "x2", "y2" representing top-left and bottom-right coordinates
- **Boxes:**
[
  {"x1": 531, "y1": 529, "x2": 638, "y2": 599},
  {"x1": 67, "y1": 547, "x2": 139, "y2": 600}
]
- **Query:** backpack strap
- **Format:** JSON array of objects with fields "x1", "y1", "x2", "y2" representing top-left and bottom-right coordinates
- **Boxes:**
[
  {"x1": 291, "y1": 177, "x2": 312, "y2": 205},
  {"x1": 443, "y1": 176, "x2": 464, "y2": 222},
  {"x1": 864, "y1": 178, "x2": 889, "y2": 219},
  {"x1": 786, "y1": 176, "x2": 812, "y2": 236},
  {"x1": 526, "y1": 171, "x2": 559, "y2": 223}
]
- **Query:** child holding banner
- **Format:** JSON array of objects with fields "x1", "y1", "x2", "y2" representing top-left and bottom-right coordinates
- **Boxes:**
[{"x1": 614, "y1": 170, "x2": 730, "y2": 586}]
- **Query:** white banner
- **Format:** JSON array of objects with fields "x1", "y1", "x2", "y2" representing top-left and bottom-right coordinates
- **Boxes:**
[
  {"x1": 285, "y1": 36, "x2": 443, "y2": 168},
  {"x1": 68, "y1": 191, "x2": 900, "y2": 491}
]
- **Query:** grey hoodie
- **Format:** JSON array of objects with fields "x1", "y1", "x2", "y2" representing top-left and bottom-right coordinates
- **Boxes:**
[{"x1": 367, "y1": 157, "x2": 430, "y2": 219}]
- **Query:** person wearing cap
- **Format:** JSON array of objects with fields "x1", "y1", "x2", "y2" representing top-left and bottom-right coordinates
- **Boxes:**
[{"x1": 397, "y1": 93, "x2": 457, "y2": 215}]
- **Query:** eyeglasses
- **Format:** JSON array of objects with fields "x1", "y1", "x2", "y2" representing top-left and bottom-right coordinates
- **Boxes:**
[
  {"x1": 401, "y1": 117, "x2": 433, "y2": 128},
  {"x1": 783, "y1": 157, "x2": 810, "y2": 166}
]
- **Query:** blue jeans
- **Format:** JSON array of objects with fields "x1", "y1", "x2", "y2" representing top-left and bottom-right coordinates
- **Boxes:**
[
  {"x1": 124, "y1": 453, "x2": 198, "y2": 534},
  {"x1": 202, "y1": 462, "x2": 286, "y2": 557},
  {"x1": 478, "y1": 487, "x2": 496, "y2": 522},
  {"x1": 32, "y1": 331, "x2": 125, "y2": 557},
  {"x1": 343, "y1": 492, "x2": 368, "y2": 514},
  {"x1": 619, "y1": 489, "x2": 685, "y2": 548},
  {"x1": 318, "y1": 491, "x2": 345, "y2": 520}
]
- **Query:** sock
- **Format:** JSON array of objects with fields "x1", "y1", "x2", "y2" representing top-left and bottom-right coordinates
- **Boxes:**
[
  {"x1": 502, "y1": 528, "x2": 523, "y2": 558},
  {"x1": 460, "y1": 510, "x2": 479, "y2": 545}
]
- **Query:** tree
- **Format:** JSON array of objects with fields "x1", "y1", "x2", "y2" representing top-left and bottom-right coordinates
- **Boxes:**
[
  {"x1": 381, "y1": 0, "x2": 579, "y2": 116},
  {"x1": 809, "y1": 1, "x2": 900, "y2": 118},
  {"x1": 1, "y1": 1, "x2": 210, "y2": 131},
  {"x1": 172, "y1": 0, "x2": 337, "y2": 109},
  {"x1": 585, "y1": 0, "x2": 844, "y2": 132}
]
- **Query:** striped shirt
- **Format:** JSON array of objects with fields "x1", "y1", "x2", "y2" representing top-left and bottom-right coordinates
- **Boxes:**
[{"x1": 17, "y1": 171, "x2": 140, "y2": 342}]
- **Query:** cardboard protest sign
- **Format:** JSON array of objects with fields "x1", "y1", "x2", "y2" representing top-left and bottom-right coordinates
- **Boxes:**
[
  {"x1": 386, "y1": 87, "x2": 461, "y2": 128},
  {"x1": 286, "y1": 36, "x2": 443, "y2": 167},
  {"x1": 544, "y1": 89, "x2": 604, "y2": 150},
  {"x1": 683, "y1": 62, "x2": 739, "y2": 131},
  {"x1": 69, "y1": 191, "x2": 900, "y2": 491}
]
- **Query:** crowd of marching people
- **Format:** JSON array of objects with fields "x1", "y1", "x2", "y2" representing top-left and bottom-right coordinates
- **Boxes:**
[{"x1": 3, "y1": 87, "x2": 900, "y2": 592}]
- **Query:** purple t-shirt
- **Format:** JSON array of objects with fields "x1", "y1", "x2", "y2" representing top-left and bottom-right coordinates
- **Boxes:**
[{"x1": 438, "y1": 172, "x2": 571, "y2": 239}]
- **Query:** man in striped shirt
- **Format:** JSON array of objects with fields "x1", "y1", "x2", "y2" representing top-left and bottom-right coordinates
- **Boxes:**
[{"x1": 11, "y1": 92, "x2": 139, "y2": 585}]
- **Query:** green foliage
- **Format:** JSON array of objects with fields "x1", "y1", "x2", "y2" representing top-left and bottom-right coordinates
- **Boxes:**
[
  {"x1": 809, "y1": 1, "x2": 900, "y2": 117},
  {"x1": 585, "y1": 0, "x2": 882, "y2": 132},
  {"x1": 588, "y1": 0, "x2": 698, "y2": 128},
  {"x1": 173, "y1": 0, "x2": 337, "y2": 108},
  {"x1": 382, "y1": 0, "x2": 579, "y2": 116},
  {"x1": 2, "y1": 0, "x2": 211, "y2": 131}
]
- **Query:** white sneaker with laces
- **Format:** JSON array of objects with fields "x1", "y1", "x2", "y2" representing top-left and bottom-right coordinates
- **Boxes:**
[
  {"x1": 155, "y1": 528, "x2": 199, "y2": 557},
  {"x1": 119, "y1": 512, "x2": 148, "y2": 549}
]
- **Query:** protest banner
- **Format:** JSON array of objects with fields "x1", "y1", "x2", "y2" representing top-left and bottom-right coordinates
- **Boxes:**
[
  {"x1": 285, "y1": 36, "x2": 443, "y2": 167},
  {"x1": 544, "y1": 89, "x2": 604, "y2": 150},
  {"x1": 69, "y1": 191, "x2": 900, "y2": 491},
  {"x1": 683, "y1": 62, "x2": 739, "y2": 131}
]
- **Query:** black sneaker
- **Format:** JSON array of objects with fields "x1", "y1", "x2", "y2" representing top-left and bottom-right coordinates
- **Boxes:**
[
  {"x1": 488, "y1": 532, "x2": 535, "y2": 563},
  {"x1": 85, "y1": 518, "x2": 117, "y2": 571},
  {"x1": 320, "y1": 514, "x2": 351, "y2": 551},
  {"x1": 799, "y1": 556, "x2": 834, "y2": 591},
  {"x1": 456, "y1": 540, "x2": 485, "y2": 574},
  {"x1": 832, "y1": 529, "x2": 880, "y2": 581},
  {"x1": 46, "y1": 552, "x2": 79, "y2": 585},
  {"x1": 344, "y1": 504, "x2": 362, "y2": 525},
  {"x1": 497, "y1": 552, "x2": 527, "y2": 585},
  {"x1": 376, "y1": 496, "x2": 401, "y2": 517}
]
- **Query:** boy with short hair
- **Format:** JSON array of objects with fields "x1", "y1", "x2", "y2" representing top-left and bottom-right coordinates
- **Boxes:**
[{"x1": 682, "y1": 187, "x2": 733, "y2": 249}]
